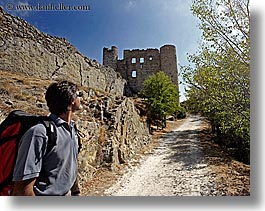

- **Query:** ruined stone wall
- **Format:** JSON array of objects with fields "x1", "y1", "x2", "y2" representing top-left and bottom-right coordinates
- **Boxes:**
[
  {"x1": 103, "y1": 46, "x2": 118, "y2": 70},
  {"x1": 0, "y1": 7, "x2": 125, "y2": 97},
  {"x1": 120, "y1": 48, "x2": 161, "y2": 94},
  {"x1": 160, "y1": 45, "x2": 179, "y2": 102},
  {"x1": 103, "y1": 45, "x2": 179, "y2": 99}
]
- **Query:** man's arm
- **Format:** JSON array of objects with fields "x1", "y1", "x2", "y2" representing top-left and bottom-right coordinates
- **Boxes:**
[{"x1": 12, "y1": 178, "x2": 37, "y2": 196}]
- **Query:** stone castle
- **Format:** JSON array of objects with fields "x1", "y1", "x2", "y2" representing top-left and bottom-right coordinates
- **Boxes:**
[{"x1": 103, "y1": 45, "x2": 179, "y2": 100}]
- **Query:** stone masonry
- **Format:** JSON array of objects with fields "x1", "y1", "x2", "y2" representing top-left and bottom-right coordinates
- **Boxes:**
[{"x1": 103, "y1": 45, "x2": 179, "y2": 101}]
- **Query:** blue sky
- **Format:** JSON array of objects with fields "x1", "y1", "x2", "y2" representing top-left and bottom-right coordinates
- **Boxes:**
[{"x1": 1, "y1": 0, "x2": 202, "y2": 101}]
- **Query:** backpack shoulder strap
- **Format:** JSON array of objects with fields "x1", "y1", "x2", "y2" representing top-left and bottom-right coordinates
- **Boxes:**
[
  {"x1": 73, "y1": 124, "x2": 83, "y2": 153},
  {"x1": 41, "y1": 120, "x2": 57, "y2": 154}
]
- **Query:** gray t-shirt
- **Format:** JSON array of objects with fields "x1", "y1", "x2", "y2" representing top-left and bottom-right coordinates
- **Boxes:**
[{"x1": 12, "y1": 114, "x2": 79, "y2": 196}]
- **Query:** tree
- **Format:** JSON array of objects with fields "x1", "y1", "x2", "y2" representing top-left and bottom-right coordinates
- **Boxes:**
[
  {"x1": 142, "y1": 71, "x2": 180, "y2": 129},
  {"x1": 181, "y1": 0, "x2": 250, "y2": 162}
]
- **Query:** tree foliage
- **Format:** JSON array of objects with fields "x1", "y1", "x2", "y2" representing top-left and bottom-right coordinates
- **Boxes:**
[
  {"x1": 142, "y1": 71, "x2": 180, "y2": 129},
  {"x1": 181, "y1": 0, "x2": 250, "y2": 162}
]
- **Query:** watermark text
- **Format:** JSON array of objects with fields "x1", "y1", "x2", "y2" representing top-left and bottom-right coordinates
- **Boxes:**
[{"x1": 5, "y1": 2, "x2": 91, "y2": 12}]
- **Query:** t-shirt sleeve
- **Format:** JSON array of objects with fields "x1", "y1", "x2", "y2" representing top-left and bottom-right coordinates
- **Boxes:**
[{"x1": 13, "y1": 124, "x2": 48, "y2": 181}]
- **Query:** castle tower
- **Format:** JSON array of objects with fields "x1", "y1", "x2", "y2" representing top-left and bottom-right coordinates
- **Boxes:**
[
  {"x1": 103, "y1": 46, "x2": 118, "y2": 70},
  {"x1": 160, "y1": 45, "x2": 179, "y2": 103}
]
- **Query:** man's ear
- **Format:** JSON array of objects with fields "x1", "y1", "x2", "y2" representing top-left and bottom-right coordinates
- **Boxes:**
[{"x1": 66, "y1": 100, "x2": 75, "y2": 111}]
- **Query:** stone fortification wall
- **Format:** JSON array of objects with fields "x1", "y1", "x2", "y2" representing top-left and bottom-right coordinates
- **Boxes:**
[
  {"x1": 103, "y1": 45, "x2": 179, "y2": 99},
  {"x1": 121, "y1": 48, "x2": 161, "y2": 94},
  {"x1": 0, "y1": 7, "x2": 125, "y2": 97},
  {"x1": 160, "y1": 45, "x2": 179, "y2": 86},
  {"x1": 103, "y1": 46, "x2": 118, "y2": 70}
]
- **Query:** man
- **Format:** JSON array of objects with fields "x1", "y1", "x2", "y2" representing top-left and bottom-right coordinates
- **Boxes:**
[{"x1": 12, "y1": 81, "x2": 82, "y2": 196}]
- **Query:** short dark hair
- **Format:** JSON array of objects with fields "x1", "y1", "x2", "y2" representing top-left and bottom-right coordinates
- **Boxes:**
[{"x1": 45, "y1": 81, "x2": 78, "y2": 116}]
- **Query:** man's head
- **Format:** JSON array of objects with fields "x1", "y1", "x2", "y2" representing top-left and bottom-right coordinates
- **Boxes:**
[{"x1": 45, "y1": 81, "x2": 82, "y2": 116}]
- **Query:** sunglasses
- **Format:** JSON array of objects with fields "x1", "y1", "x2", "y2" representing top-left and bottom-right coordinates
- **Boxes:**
[{"x1": 76, "y1": 91, "x2": 84, "y2": 98}]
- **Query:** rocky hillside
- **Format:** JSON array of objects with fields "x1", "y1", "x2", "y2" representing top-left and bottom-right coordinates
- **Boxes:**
[
  {"x1": 0, "y1": 7, "x2": 125, "y2": 96},
  {"x1": 0, "y1": 7, "x2": 152, "y2": 195}
]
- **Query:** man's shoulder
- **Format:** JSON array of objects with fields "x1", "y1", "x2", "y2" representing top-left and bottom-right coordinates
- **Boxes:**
[{"x1": 27, "y1": 123, "x2": 48, "y2": 137}]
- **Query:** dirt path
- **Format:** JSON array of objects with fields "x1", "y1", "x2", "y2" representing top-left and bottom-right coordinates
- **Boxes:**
[{"x1": 104, "y1": 115, "x2": 216, "y2": 196}]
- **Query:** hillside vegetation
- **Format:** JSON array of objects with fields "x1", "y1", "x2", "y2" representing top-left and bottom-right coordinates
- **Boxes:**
[{"x1": 181, "y1": 0, "x2": 250, "y2": 163}]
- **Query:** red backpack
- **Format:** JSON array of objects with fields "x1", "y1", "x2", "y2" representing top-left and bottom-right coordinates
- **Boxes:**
[{"x1": 0, "y1": 110, "x2": 57, "y2": 196}]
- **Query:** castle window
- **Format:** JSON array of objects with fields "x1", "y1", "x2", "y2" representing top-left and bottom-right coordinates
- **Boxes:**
[
  {"x1": 149, "y1": 56, "x2": 153, "y2": 61},
  {"x1": 131, "y1": 58, "x2": 136, "y2": 64},
  {"x1": 132, "y1": 70, "x2": 137, "y2": 78},
  {"x1": 140, "y1": 58, "x2": 145, "y2": 63}
]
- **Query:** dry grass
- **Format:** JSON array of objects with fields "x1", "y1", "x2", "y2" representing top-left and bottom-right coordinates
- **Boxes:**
[
  {"x1": 0, "y1": 70, "x2": 52, "y2": 117},
  {"x1": 198, "y1": 120, "x2": 250, "y2": 196}
]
